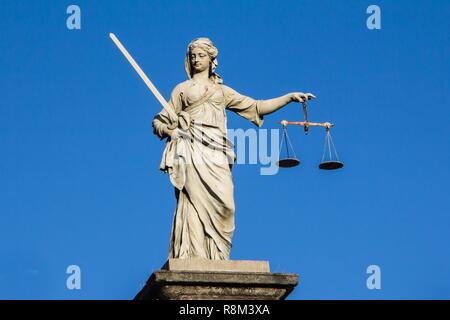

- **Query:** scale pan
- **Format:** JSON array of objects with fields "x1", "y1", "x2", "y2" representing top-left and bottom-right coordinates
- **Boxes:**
[
  {"x1": 319, "y1": 161, "x2": 344, "y2": 170},
  {"x1": 277, "y1": 158, "x2": 300, "y2": 168}
]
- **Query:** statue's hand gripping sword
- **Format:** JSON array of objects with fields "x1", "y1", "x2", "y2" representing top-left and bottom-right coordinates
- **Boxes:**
[{"x1": 109, "y1": 33, "x2": 178, "y2": 122}]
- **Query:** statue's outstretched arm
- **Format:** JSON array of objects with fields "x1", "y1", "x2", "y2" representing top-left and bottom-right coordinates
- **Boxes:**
[{"x1": 258, "y1": 92, "x2": 316, "y2": 116}]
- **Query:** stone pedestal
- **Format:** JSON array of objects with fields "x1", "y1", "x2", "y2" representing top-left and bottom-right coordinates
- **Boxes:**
[{"x1": 135, "y1": 259, "x2": 299, "y2": 300}]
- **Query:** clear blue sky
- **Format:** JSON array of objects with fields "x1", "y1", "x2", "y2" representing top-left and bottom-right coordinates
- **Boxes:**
[{"x1": 0, "y1": 0, "x2": 449, "y2": 299}]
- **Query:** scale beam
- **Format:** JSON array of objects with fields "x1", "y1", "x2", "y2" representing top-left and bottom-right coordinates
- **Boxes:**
[{"x1": 280, "y1": 120, "x2": 334, "y2": 129}]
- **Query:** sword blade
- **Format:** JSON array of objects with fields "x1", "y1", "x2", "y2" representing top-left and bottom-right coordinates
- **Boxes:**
[{"x1": 109, "y1": 33, "x2": 178, "y2": 121}]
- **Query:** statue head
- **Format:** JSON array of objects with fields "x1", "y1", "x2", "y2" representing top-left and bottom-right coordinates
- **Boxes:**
[{"x1": 184, "y1": 38, "x2": 223, "y2": 84}]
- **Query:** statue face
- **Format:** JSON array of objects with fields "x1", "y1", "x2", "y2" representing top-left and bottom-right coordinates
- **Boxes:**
[{"x1": 189, "y1": 47, "x2": 211, "y2": 74}]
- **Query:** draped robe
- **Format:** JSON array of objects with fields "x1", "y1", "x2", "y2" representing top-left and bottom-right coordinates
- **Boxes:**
[{"x1": 152, "y1": 80, "x2": 264, "y2": 260}]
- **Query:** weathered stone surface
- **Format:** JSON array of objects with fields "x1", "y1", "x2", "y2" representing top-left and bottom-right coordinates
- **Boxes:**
[
  {"x1": 135, "y1": 260, "x2": 298, "y2": 300},
  {"x1": 163, "y1": 258, "x2": 270, "y2": 273}
]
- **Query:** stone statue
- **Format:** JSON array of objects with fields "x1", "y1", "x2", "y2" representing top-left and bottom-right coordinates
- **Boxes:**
[{"x1": 152, "y1": 38, "x2": 315, "y2": 260}]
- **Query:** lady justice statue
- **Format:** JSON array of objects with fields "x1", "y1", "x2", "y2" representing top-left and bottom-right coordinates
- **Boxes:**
[{"x1": 151, "y1": 38, "x2": 315, "y2": 261}]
